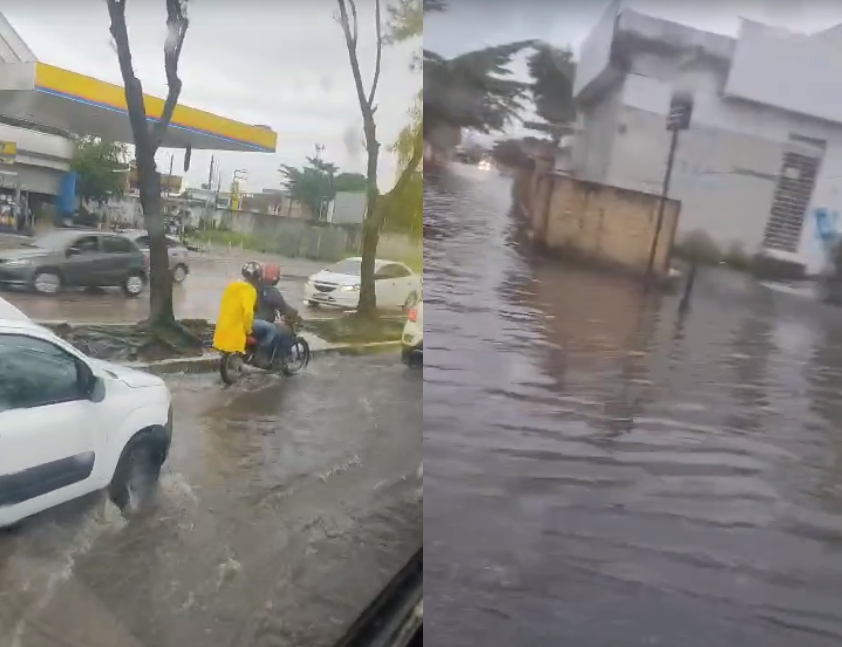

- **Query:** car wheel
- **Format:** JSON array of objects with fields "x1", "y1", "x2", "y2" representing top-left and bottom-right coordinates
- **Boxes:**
[
  {"x1": 122, "y1": 271, "x2": 146, "y2": 297},
  {"x1": 33, "y1": 269, "x2": 62, "y2": 295},
  {"x1": 109, "y1": 437, "x2": 163, "y2": 518},
  {"x1": 305, "y1": 300, "x2": 320, "y2": 309},
  {"x1": 404, "y1": 292, "x2": 419, "y2": 310},
  {"x1": 172, "y1": 264, "x2": 188, "y2": 284}
]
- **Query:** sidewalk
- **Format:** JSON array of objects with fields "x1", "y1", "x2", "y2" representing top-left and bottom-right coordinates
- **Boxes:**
[
  {"x1": 124, "y1": 332, "x2": 402, "y2": 375},
  {"x1": 191, "y1": 246, "x2": 329, "y2": 280}
]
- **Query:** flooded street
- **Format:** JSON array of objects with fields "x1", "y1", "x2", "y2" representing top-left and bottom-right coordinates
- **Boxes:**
[
  {"x1": 0, "y1": 354, "x2": 422, "y2": 647},
  {"x1": 424, "y1": 165, "x2": 842, "y2": 646}
]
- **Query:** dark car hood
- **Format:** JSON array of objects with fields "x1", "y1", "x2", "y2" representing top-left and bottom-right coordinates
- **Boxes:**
[{"x1": 0, "y1": 248, "x2": 52, "y2": 262}]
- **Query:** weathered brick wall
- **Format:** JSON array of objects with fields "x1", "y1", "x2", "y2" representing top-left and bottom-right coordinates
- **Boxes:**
[{"x1": 527, "y1": 172, "x2": 680, "y2": 278}]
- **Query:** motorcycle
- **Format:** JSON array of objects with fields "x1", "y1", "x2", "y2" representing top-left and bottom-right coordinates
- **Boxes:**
[{"x1": 219, "y1": 316, "x2": 311, "y2": 385}]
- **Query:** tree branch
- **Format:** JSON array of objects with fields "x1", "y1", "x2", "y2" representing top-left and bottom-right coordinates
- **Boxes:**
[
  {"x1": 151, "y1": 0, "x2": 189, "y2": 151},
  {"x1": 349, "y1": 0, "x2": 359, "y2": 49},
  {"x1": 375, "y1": 134, "x2": 422, "y2": 229},
  {"x1": 337, "y1": 0, "x2": 374, "y2": 125},
  {"x1": 106, "y1": 0, "x2": 151, "y2": 156},
  {"x1": 366, "y1": 0, "x2": 383, "y2": 108}
]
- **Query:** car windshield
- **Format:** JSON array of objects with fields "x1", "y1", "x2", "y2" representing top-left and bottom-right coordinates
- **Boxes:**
[{"x1": 329, "y1": 259, "x2": 362, "y2": 276}]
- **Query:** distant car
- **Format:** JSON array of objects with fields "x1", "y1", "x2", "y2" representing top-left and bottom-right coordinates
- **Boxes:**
[
  {"x1": 120, "y1": 230, "x2": 191, "y2": 283},
  {"x1": 303, "y1": 257, "x2": 422, "y2": 310},
  {"x1": 0, "y1": 229, "x2": 148, "y2": 297},
  {"x1": 0, "y1": 315, "x2": 173, "y2": 527},
  {"x1": 402, "y1": 301, "x2": 423, "y2": 366}
]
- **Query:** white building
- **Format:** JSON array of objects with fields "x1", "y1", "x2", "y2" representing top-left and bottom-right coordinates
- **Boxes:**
[
  {"x1": 573, "y1": 1, "x2": 842, "y2": 275},
  {"x1": 0, "y1": 15, "x2": 73, "y2": 206}
]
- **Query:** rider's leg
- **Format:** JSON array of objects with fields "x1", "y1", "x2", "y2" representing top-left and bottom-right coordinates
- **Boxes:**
[
  {"x1": 274, "y1": 322, "x2": 295, "y2": 361},
  {"x1": 251, "y1": 319, "x2": 278, "y2": 360}
]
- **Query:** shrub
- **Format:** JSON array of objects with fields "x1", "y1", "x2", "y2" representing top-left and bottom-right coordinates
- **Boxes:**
[{"x1": 673, "y1": 230, "x2": 722, "y2": 265}]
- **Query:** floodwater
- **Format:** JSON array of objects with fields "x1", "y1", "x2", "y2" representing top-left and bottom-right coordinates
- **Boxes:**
[
  {"x1": 0, "y1": 354, "x2": 422, "y2": 647},
  {"x1": 423, "y1": 164, "x2": 842, "y2": 646}
]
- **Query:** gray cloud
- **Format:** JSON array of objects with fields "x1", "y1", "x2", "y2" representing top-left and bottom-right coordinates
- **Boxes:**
[{"x1": 0, "y1": 0, "x2": 420, "y2": 193}]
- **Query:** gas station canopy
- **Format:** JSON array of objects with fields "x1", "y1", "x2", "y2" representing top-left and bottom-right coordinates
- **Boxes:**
[{"x1": 0, "y1": 61, "x2": 277, "y2": 153}]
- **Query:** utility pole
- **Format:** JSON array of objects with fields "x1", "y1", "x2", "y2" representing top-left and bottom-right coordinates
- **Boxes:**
[
  {"x1": 207, "y1": 154, "x2": 215, "y2": 189},
  {"x1": 166, "y1": 153, "x2": 174, "y2": 195},
  {"x1": 645, "y1": 90, "x2": 693, "y2": 285}
]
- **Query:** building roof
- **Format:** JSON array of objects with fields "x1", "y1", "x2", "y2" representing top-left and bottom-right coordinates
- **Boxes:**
[{"x1": 0, "y1": 13, "x2": 277, "y2": 153}]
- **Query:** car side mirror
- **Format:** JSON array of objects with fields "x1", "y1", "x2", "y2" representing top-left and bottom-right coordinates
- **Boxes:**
[
  {"x1": 66, "y1": 246, "x2": 80, "y2": 257},
  {"x1": 78, "y1": 361, "x2": 105, "y2": 403}
]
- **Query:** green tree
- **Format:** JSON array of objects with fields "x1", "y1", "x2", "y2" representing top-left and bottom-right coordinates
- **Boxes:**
[
  {"x1": 423, "y1": 41, "x2": 534, "y2": 135},
  {"x1": 381, "y1": 0, "x2": 422, "y2": 239},
  {"x1": 526, "y1": 42, "x2": 576, "y2": 141},
  {"x1": 106, "y1": 0, "x2": 189, "y2": 328},
  {"x1": 279, "y1": 145, "x2": 366, "y2": 219},
  {"x1": 334, "y1": 172, "x2": 367, "y2": 192},
  {"x1": 490, "y1": 137, "x2": 530, "y2": 169},
  {"x1": 383, "y1": 93, "x2": 422, "y2": 239},
  {"x1": 70, "y1": 136, "x2": 129, "y2": 205}
]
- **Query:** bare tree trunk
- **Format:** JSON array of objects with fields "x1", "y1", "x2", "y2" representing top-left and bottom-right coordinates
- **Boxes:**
[
  {"x1": 107, "y1": 0, "x2": 188, "y2": 328},
  {"x1": 137, "y1": 155, "x2": 174, "y2": 323},
  {"x1": 337, "y1": 0, "x2": 382, "y2": 317}
]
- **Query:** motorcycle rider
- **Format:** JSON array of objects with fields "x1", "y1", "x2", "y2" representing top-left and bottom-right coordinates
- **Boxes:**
[
  {"x1": 213, "y1": 261, "x2": 277, "y2": 361},
  {"x1": 255, "y1": 262, "x2": 300, "y2": 364}
]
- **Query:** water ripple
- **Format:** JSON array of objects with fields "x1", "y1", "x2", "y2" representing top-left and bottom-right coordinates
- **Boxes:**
[{"x1": 424, "y1": 164, "x2": 842, "y2": 646}]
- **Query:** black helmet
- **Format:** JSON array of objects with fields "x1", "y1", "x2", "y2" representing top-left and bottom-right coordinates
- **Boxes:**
[{"x1": 241, "y1": 261, "x2": 262, "y2": 283}]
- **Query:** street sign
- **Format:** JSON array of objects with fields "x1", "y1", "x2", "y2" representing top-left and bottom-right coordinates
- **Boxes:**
[
  {"x1": 0, "y1": 141, "x2": 17, "y2": 164},
  {"x1": 667, "y1": 92, "x2": 693, "y2": 131}
]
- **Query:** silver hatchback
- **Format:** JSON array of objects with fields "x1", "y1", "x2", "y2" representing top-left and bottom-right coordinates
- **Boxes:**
[{"x1": 120, "y1": 230, "x2": 191, "y2": 283}]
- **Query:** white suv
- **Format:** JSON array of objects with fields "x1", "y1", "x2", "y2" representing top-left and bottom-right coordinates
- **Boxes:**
[{"x1": 0, "y1": 316, "x2": 173, "y2": 528}]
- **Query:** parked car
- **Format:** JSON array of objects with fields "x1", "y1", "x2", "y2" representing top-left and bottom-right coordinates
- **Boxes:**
[
  {"x1": 303, "y1": 257, "x2": 422, "y2": 310},
  {"x1": 120, "y1": 229, "x2": 191, "y2": 283},
  {"x1": 0, "y1": 314, "x2": 173, "y2": 527},
  {"x1": 0, "y1": 229, "x2": 148, "y2": 297},
  {"x1": 402, "y1": 300, "x2": 423, "y2": 366}
]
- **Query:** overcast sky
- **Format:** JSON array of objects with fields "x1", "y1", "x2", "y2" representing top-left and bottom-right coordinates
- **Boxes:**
[
  {"x1": 425, "y1": 0, "x2": 842, "y2": 143},
  {"x1": 0, "y1": 0, "x2": 419, "y2": 193}
]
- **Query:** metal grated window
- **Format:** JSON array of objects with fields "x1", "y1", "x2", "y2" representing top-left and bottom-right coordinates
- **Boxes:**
[{"x1": 762, "y1": 137, "x2": 824, "y2": 253}]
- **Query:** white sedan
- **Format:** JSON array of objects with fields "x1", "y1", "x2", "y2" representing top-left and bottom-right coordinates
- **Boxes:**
[{"x1": 303, "y1": 257, "x2": 422, "y2": 310}]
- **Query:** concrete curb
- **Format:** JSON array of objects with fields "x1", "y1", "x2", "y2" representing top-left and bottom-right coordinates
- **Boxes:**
[{"x1": 125, "y1": 340, "x2": 403, "y2": 376}]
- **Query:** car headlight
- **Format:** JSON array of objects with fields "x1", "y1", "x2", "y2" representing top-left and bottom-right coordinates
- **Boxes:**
[
  {"x1": 2, "y1": 258, "x2": 31, "y2": 267},
  {"x1": 339, "y1": 284, "x2": 360, "y2": 292}
]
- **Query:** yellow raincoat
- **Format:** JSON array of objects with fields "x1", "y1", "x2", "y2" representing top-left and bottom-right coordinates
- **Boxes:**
[{"x1": 213, "y1": 280, "x2": 258, "y2": 353}]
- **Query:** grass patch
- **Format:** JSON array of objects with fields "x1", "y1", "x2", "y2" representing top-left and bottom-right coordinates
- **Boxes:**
[
  {"x1": 192, "y1": 230, "x2": 266, "y2": 252},
  {"x1": 303, "y1": 315, "x2": 405, "y2": 344}
]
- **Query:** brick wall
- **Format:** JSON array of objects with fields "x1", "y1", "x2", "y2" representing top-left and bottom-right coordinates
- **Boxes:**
[{"x1": 519, "y1": 164, "x2": 681, "y2": 278}]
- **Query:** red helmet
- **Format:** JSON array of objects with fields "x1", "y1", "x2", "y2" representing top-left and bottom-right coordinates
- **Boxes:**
[{"x1": 263, "y1": 263, "x2": 281, "y2": 286}]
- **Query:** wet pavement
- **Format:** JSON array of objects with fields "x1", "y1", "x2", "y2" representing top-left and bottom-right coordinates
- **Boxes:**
[
  {"x1": 0, "y1": 353, "x2": 422, "y2": 647},
  {"x1": 0, "y1": 252, "x2": 328, "y2": 324},
  {"x1": 424, "y1": 164, "x2": 842, "y2": 646},
  {"x1": 0, "y1": 248, "x2": 413, "y2": 324}
]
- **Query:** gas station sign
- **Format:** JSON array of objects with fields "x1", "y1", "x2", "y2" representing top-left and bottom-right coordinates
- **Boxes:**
[{"x1": 0, "y1": 141, "x2": 17, "y2": 164}]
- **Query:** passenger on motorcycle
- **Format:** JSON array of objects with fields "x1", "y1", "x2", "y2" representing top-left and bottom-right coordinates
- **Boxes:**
[
  {"x1": 256, "y1": 263, "x2": 300, "y2": 364},
  {"x1": 212, "y1": 261, "x2": 276, "y2": 360}
]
